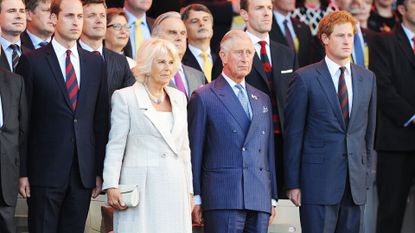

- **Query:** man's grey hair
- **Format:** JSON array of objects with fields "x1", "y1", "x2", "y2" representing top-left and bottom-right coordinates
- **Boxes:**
[
  {"x1": 152, "y1": 11, "x2": 182, "y2": 37},
  {"x1": 220, "y1": 29, "x2": 252, "y2": 54}
]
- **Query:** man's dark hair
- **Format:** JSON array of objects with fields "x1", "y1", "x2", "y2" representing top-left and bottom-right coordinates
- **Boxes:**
[
  {"x1": 81, "y1": 0, "x2": 106, "y2": 7},
  {"x1": 180, "y1": 3, "x2": 212, "y2": 21},
  {"x1": 25, "y1": 0, "x2": 48, "y2": 12},
  {"x1": 240, "y1": 0, "x2": 248, "y2": 11}
]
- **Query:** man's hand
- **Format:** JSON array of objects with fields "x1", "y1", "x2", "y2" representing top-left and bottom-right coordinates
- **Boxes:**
[
  {"x1": 192, "y1": 204, "x2": 203, "y2": 224},
  {"x1": 92, "y1": 176, "x2": 102, "y2": 198},
  {"x1": 287, "y1": 188, "x2": 302, "y2": 207},
  {"x1": 269, "y1": 206, "x2": 277, "y2": 225},
  {"x1": 106, "y1": 188, "x2": 128, "y2": 211},
  {"x1": 19, "y1": 177, "x2": 31, "y2": 198}
]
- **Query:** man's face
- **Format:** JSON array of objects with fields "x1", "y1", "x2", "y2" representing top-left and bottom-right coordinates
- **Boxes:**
[
  {"x1": 51, "y1": 0, "x2": 83, "y2": 43},
  {"x1": 375, "y1": 0, "x2": 394, "y2": 8},
  {"x1": 356, "y1": 0, "x2": 373, "y2": 23},
  {"x1": 0, "y1": 0, "x2": 26, "y2": 37},
  {"x1": 27, "y1": 0, "x2": 54, "y2": 36},
  {"x1": 399, "y1": 0, "x2": 415, "y2": 28},
  {"x1": 183, "y1": 10, "x2": 213, "y2": 42},
  {"x1": 273, "y1": 0, "x2": 296, "y2": 15},
  {"x1": 220, "y1": 37, "x2": 255, "y2": 82},
  {"x1": 124, "y1": 0, "x2": 152, "y2": 12},
  {"x1": 321, "y1": 23, "x2": 354, "y2": 63},
  {"x1": 157, "y1": 17, "x2": 187, "y2": 58},
  {"x1": 240, "y1": 0, "x2": 273, "y2": 34},
  {"x1": 82, "y1": 3, "x2": 106, "y2": 41}
]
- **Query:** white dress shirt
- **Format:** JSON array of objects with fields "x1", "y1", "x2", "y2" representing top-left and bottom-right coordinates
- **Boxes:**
[
  {"x1": 0, "y1": 36, "x2": 22, "y2": 71},
  {"x1": 187, "y1": 44, "x2": 213, "y2": 73},
  {"x1": 246, "y1": 31, "x2": 272, "y2": 65},
  {"x1": 26, "y1": 30, "x2": 51, "y2": 49},
  {"x1": 78, "y1": 40, "x2": 104, "y2": 58},
  {"x1": 325, "y1": 56, "x2": 353, "y2": 114},
  {"x1": 124, "y1": 9, "x2": 152, "y2": 60},
  {"x1": 52, "y1": 38, "x2": 81, "y2": 87}
]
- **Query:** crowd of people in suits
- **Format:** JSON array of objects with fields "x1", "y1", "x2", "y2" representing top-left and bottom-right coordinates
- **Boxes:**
[{"x1": 0, "y1": 0, "x2": 414, "y2": 232}]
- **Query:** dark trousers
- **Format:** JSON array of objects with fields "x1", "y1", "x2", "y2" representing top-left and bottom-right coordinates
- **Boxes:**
[
  {"x1": 376, "y1": 151, "x2": 415, "y2": 233},
  {"x1": 0, "y1": 194, "x2": 16, "y2": 233},
  {"x1": 300, "y1": 182, "x2": 364, "y2": 233},
  {"x1": 203, "y1": 209, "x2": 270, "y2": 233},
  {"x1": 274, "y1": 134, "x2": 286, "y2": 199},
  {"x1": 28, "y1": 162, "x2": 92, "y2": 233}
]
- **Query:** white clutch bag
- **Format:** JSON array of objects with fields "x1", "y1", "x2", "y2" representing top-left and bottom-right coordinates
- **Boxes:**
[{"x1": 119, "y1": 185, "x2": 140, "y2": 207}]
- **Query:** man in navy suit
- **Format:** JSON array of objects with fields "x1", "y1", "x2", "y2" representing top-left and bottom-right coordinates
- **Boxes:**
[
  {"x1": 16, "y1": 0, "x2": 108, "y2": 232},
  {"x1": 188, "y1": 29, "x2": 277, "y2": 233},
  {"x1": 284, "y1": 11, "x2": 377, "y2": 233}
]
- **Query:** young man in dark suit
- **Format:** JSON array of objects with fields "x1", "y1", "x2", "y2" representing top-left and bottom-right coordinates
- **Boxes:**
[
  {"x1": 0, "y1": 67, "x2": 28, "y2": 233},
  {"x1": 16, "y1": 0, "x2": 109, "y2": 232},
  {"x1": 79, "y1": 0, "x2": 135, "y2": 101},
  {"x1": 370, "y1": 0, "x2": 415, "y2": 232}
]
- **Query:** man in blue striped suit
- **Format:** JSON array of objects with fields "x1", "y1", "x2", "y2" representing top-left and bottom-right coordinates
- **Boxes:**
[{"x1": 188, "y1": 29, "x2": 278, "y2": 233}]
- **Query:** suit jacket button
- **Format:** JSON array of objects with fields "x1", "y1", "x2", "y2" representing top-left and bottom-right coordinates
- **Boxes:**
[
  {"x1": 262, "y1": 131, "x2": 265, "y2": 135},
  {"x1": 232, "y1": 129, "x2": 237, "y2": 133},
  {"x1": 161, "y1": 153, "x2": 166, "y2": 158},
  {"x1": 74, "y1": 119, "x2": 78, "y2": 123},
  {"x1": 242, "y1": 147, "x2": 246, "y2": 151}
]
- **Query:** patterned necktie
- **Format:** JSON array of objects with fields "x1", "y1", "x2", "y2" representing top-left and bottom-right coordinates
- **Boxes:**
[
  {"x1": 39, "y1": 41, "x2": 48, "y2": 48},
  {"x1": 258, "y1": 41, "x2": 282, "y2": 134},
  {"x1": 65, "y1": 50, "x2": 79, "y2": 111},
  {"x1": 9, "y1": 44, "x2": 20, "y2": 71},
  {"x1": 235, "y1": 84, "x2": 251, "y2": 120},
  {"x1": 338, "y1": 67, "x2": 349, "y2": 126},
  {"x1": 199, "y1": 52, "x2": 212, "y2": 82},
  {"x1": 354, "y1": 33, "x2": 364, "y2": 66},
  {"x1": 135, "y1": 19, "x2": 144, "y2": 53},
  {"x1": 283, "y1": 19, "x2": 295, "y2": 50},
  {"x1": 174, "y1": 72, "x2": 187, "y2": 97}
]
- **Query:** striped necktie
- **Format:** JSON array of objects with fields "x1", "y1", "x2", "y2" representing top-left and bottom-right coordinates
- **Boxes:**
[
  {"x1": 9, "y1": 44, "x2": 20, "y2": 71},
  {"x1": 338, "y1": 66, "x2": 349, "y2": 126},
  {"x1": 65, "y1": 50, "x2": 79, "y2": 111}
]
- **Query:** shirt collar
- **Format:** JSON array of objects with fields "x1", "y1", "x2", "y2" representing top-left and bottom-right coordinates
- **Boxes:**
[
  {"x1": 273, "y1": 10, "x2": 291, "y2": 26},
  {"x1": 124, "y1": 8, "x2": 147, "y2": 26},
  {"x1": 222, "y1": 72, "x2": 247, "y2": 88},
  {"x1": 401, "y1": 23, "x2": 415, "y2": 44},
  {"x1": 78, "y1": 39, "x2": 103, "y2": 55},
  {"x1": 246, "y1": 31, "x2": 270, "y2": 47},
  {"x1": 325, "y1": 56, "x2": 351, "y2": 77},
  {"x1": 52, "y1": 38, "x2": 79, "y2": 59},
  {"x1": 26, "y1": 30, "x2": 51, "y2": 46},
  {"x1": 188, "y1": 44, "x2": 211, "y2": 57},
  {"x1": 0, "y1": 36, "x2": 21, "y2": 50}
]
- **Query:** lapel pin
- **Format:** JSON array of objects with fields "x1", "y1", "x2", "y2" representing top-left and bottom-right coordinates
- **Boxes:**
[
  {"x1": 263, "y1": 106, "x2": 268, "y2": 113},
  {"x1": 251, "y1": 94, "x2": 258, "y2": 100}
]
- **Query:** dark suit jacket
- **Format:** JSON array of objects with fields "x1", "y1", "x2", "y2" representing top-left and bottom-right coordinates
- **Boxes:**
[
  {"x1": 0, "y1": 69, "x2": 27, "y2": 206},
  {"x1": 212, "y1": 40, "x2": 297, "y2": 130},
  {"x1": 20, "y1": 30, "x2": 35, "y2": 50},
  {"x1": 0, "y1": 45, "x2": 31, "y2": 72},
  {"x1": 188, "y1": 75, "x2": 277, "y2": 213},
  {"x1": 369, "y1": 25, "x2": 415, "y2": 151},
  {"x1": 284, "y1": 60, "x2": 377, "y2": 205},
  {"x1": 123, "y1": 16, "x2": 154, "y2": 59},
  {"x1": 270, "y1": 17, "x2": 313, "y2": 68},
  {"x1": 16, "y1": 44, "x2": 109, "y2": 189}
]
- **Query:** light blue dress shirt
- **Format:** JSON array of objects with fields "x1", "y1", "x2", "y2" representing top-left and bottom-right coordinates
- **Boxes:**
[
  {"x1": 124, "y1": 9, "x2": 152, "y2": 60},
  {"x1": 26, "y1": 30, "x2": 51, "y2": 49}
]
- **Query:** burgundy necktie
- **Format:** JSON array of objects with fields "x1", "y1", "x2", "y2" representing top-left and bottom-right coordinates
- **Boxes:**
[
  {"x1": 174, "y1": 72, "x2": 187, "y2": 97},
  {"x1": 338, "y1": 66, "x2": 349, "y2": 126},
  {"x1": 65, "y1": 50, "x2": 79, "y2": 111}
]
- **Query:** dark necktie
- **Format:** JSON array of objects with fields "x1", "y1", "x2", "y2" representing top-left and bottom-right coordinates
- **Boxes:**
[
  {"x1": 338, "y1": 67, "x2": 349, "y2": 126},
  {"x1": 65, "y1": 50, "x2": 79, "y2": 111},
  {"x1": 354, "y1": 33, "x2": 364, "y2": 66},
  {"x1": 412, "y1": 36, "x2": 415, "y2": 55},
  {"x1": 258, "y1": 41, "x2": 281, "y2": 134},
  {"x1": 39, "y1": 41, "x2": 48, "y2": 48},
  {"x1": 9, "y1": 44, "x2": 20, "y2": 71},
  {"x1": 283, "y1": 19, "x2": 295, "y2": 50}
]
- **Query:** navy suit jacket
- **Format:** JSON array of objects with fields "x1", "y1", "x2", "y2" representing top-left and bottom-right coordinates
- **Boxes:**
[
  {"x1": 188, "y1": 75, "x2": 277, "y2": 213},
  {"x1": 283, "y1": 60, "x2": 377, "y2": 205},
  {"x1": 16, "y1": 44, "x2": 109, "y2": 189}
]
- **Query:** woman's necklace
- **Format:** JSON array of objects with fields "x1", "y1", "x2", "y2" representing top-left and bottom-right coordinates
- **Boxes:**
[{"x1": 144, "y1": 83, "x2": 165, "y2": 105}]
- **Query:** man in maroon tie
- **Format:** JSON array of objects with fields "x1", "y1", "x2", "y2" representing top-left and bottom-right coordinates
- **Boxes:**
[
  {"x1": 151, "y1": 11, "x2": 206, "y2": 98},
  {"x1": 284, "y1": 11, "x2": 377, "y2": 233},
  {"x1": 16, "y1": 0, "x2": 108, "y2": 232}
]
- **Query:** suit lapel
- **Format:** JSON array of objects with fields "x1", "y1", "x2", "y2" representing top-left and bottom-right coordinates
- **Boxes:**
[
  {"x1": 252, "y1": 54, "x2": 270, "y2": 89},
  {"x1": 348, "y1": 65, "x2": 363, "y2": 128},
  {"x1": 212, "y1": 76, "x2": 250, "y2": 132},
  {"x1": 244, "y1": 84, "x2": 263, "y2": 142},
  {"x1": 0, "y1": 74, "x2": 10, "y2": 128},
  {"x1": 75, "y1": 47, "x2": 88, "y2": 115},
  {"x1": 45, "y1": 44, "x2": 72, "y2": 111},
  {"x1": 0, "y1": 46, "x2": 11, "y2": 72},
  {"x1": 133, "y1": 83, "x2": 178, "y2": 154},
  {"x1": 315, "y1": 60, "x2": 346, "y2": 129},
  {"x1": 396, "y1": 26, "x2": 415, "y2": 69}
]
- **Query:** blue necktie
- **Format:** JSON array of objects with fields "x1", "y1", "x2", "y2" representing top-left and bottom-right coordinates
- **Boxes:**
[{"x1": 354, "y1": 33, "x2": 364, "y2": 66}]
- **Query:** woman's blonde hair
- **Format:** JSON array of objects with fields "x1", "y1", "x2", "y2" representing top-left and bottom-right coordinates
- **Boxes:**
[{"x1": 133, "y1": 38, "x2": 181, "y2": 83}]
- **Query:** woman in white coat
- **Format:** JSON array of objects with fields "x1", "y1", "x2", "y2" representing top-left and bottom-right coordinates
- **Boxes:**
[{"x1": 102, "y1": 38, "x2": 193, "y2": 233}]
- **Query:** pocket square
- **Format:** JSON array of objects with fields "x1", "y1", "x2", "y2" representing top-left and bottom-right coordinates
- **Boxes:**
[
  {"x1": 281, "y1": 69, "x2": 293, "y2": 74},
  {"x1": 263, "y1": 106, "x2": 268, "y2": 113}
]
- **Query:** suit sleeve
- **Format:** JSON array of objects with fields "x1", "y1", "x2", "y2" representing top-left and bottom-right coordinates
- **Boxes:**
[
  {"x1": 15, "y1": 54, "x2": 32, "y2": 177},
  {"x1": 283, "y1": 72, "x2": 308, "y2": 190},
  {"x1": 102, "y1": 90, "x2": 130, "y2": 190},
  {"x1": 121, "y1": 56, "x2": 136, "y2": 88},
  {"x1": 94, "y1": 60, "x2": 109, "y2": 177},
  {"x1": 365, "y1": 73, "x2": 377, "y2": 180},
  {"x1": 266, "y1": 96, "x2": 278, "y2": 200},
  {"x1": 187, "y1": 91, "x2": 207, "y2": 196},
  {"x1": 369, "y1": 34, "x2": 415, "y2": 125}
]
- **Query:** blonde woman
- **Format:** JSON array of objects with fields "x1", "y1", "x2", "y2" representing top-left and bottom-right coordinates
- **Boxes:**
[{"x1": 102, "y1": 38, "x2": 193, "y2": 233}]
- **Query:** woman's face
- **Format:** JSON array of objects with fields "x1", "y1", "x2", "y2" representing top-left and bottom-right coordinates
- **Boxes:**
[
  {"x1": 105, "y1": 15, "x2": 130, "y2": 51},
  {"x1": 148, "y1": 52, "x2": 175, "y2": 87}
]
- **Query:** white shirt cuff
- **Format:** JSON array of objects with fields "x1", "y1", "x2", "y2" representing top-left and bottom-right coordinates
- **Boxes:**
[
  {"x1": 194, "y1": 195, "x2": 202, "y2": 205},
  {"x1": 272, "y1": 199, "x2": 277, "y2": 207},
  {"x1": 404, "y1": 114, "x2": 415, "y2": 127}
]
